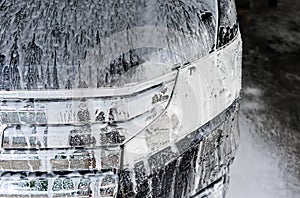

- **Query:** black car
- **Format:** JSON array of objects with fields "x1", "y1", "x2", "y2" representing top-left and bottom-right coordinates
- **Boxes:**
[{"x1": 0, "y1": 0, "x2": 241, "y2": 197}]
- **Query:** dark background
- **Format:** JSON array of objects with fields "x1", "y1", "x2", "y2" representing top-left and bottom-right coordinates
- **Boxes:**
[{"x1": 228, "y1": 0, "x2": 300, "y2": 197}]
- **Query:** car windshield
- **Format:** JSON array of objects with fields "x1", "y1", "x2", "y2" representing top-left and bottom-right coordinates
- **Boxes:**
[{"x1": 0, "y1": 0, "x2": 217, "y2": 89}]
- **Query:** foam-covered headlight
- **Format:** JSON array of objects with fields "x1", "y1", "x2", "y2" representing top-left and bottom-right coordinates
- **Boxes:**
[{"x1": 123, "y1": 31, "x2": 242, "y2": 169}]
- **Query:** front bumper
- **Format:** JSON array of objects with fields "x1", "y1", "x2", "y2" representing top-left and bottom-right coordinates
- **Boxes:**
[
  {"x1": 0, "y1": 100, "x2": 238, "y2": 198},
  {"x1": 119, "y1": 101, "x2": 239, "y2": 198}
]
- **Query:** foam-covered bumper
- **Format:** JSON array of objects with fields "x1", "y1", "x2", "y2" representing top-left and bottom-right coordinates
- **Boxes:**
[
  {"x1": 118, "y1": 101, "x2": 239, "y2": 198},
  {"x1": 0, "y1": 101, "x2": 238, "y2": 198}
]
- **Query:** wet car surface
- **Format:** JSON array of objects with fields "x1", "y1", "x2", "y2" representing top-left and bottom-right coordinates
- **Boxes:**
[{"x1": 0, "y1": 0, "x2": 241, "y2": 197}]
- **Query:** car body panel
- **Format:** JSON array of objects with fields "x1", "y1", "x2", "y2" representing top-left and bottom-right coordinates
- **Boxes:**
[{"x1": 0, "y1": 0, "x2": 241, "y2": 197}]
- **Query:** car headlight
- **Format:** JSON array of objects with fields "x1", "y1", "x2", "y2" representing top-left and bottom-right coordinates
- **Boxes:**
[{"x1": 123, "y1": 30, "x2": 242, "y2": 169}]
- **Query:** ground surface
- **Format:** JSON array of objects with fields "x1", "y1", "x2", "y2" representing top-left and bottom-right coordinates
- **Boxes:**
[{"x1": 228, "y1": 0, "x2": 300, "y2": 197}]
